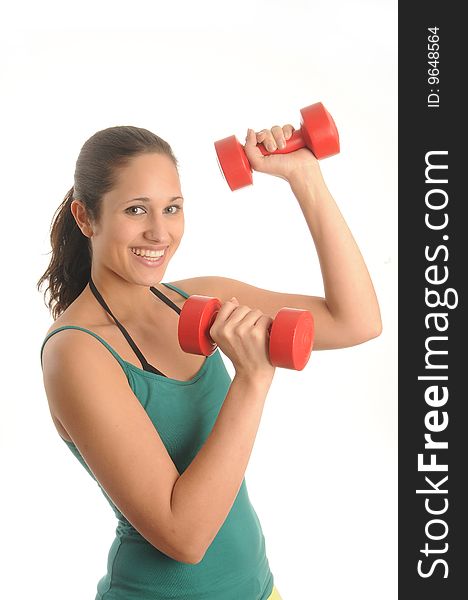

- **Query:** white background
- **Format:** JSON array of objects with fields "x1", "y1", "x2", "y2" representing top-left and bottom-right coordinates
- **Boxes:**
[{"x1": 1, "y1": 1, "x2": 397, "y2": 599}]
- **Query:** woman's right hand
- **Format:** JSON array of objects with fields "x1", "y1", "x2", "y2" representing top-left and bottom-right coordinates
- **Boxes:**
[{"x1": 209, "y1": 297, "x2": 276, "y2": 382}]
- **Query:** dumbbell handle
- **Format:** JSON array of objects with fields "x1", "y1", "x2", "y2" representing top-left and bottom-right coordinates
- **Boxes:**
[
  {"x1": 257, "y1": 129, "x2": 306, "y2": 156},
  {"x1": 205, "y1": 307, "x2": 273, "y2": 347}
]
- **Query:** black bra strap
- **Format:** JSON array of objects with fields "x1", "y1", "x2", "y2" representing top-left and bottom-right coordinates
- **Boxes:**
[
  {"x1": 150, "y1": 286, "x2": 182, "y2": 315},
  {"x1": 88, "y1": 276, "x2": 166, "y2": 376}
]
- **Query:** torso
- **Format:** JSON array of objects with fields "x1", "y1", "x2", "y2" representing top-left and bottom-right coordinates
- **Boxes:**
[{"x1": 45, "y1": 281, "x2": 206, "y2": 443}]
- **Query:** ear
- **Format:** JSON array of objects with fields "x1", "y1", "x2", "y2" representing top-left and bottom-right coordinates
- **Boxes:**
[{"x1": 70, "y1": 199, "x2": 94, "y2": 237}]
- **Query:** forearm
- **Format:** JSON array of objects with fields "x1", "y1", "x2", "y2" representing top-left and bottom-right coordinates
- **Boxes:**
[
  {"x1": 170, "y1": 372, "x2": 272, "y2": 560},
  {"x1": 288, "y1": 167, "x2": 382, "y2": 338}
]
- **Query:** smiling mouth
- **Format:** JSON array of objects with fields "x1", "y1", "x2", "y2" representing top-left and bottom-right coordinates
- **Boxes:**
[
  {"x1": 129, "y1": 249, "x2": 166, "y2": 267},
  {"x1": 130, "y1": 247, "x2": 167, "y2": 260}
]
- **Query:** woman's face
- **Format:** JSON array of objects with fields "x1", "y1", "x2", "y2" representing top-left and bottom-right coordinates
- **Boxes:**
[{"x1": 90, "y1": 152, "x2": 184, "y2": 286}]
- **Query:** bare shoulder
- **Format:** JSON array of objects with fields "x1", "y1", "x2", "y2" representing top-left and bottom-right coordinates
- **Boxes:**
[
  {"x1": 41, "y1": 320, "x2": 125, "y2": 396},
  {"x1": 167, "y1": 276, "x2": 253, "y2": 303},
  {"x1": 41, "y1": 295, "x2": 119, "y2": 394},
  {"x1": 44, "y1": 292, "x2": 103, "y2": 336}
]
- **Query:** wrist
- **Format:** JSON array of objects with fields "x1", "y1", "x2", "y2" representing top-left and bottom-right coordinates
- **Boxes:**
[
  {"x1": 233, "y1": 369, "x2": 275, "y2": 389},
  {"x1": 287, "y1": 165, "x2": 324, "y2": 187},
  {"x1": 288, "y1": 168, "x2": 330, "y2": 203}
]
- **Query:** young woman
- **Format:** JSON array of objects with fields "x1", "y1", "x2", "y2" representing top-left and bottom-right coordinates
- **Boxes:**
[{"x1": 38, "y1": 123, "x2": 381, "y2": 600}]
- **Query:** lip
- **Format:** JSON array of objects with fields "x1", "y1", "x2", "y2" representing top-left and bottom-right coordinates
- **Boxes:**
[
  {"x1": 130, "y1": 247, "x2": 167, "y2": 267},
  {"x1": 130, "y1": 245, "x2": 169, "y2": 252}
]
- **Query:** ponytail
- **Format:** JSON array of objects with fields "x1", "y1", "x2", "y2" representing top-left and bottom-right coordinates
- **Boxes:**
[{"x1": 37, "y1": 185, "x2": 91, "y2": 320}]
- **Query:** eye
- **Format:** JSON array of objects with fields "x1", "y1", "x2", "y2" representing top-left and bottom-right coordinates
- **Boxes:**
[
  {"x1": 166, "y1": 204, "x2": 183, "y2": 214},
  {"x1": 125, "y1": 206, "x2": 146, "y2": 215},
  {"x1": 125, "y1": 204, "x2": 183, "y2": 216}
]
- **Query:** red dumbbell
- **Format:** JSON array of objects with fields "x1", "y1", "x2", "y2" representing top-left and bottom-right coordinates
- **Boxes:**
[
  {"x1": 214, "y1": 101, "x2": 340, "y2": 191},
  {"x1": 178, "y1": 295, "x2": 314, "y2": 371}
]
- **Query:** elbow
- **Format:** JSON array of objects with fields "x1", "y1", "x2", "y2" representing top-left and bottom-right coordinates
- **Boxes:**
[
  {"x1": 355, "y1": 319, "x2": 383, "y2": 344},
  {"x1": 344, "y1": 319, "x2": 382, "y2": 347},
  {"x1": 189, "y1": 551, "x2": 206, "y2": 565},
  {"x1": 149, "y1": 527, "x2": 205, "y2": 565},
  {"x1": 174, "y1": 543, "x2": 203, "y2": 565},
  {"x1": 185, "y1": 531, "x2": 214, "y2": 564},
  {"x1": 188, "y1": 537, "x2": 210, "y2": 564},
  {"x1": 370, "y1": 317, "x2": 383, "y2": 340},
  {"x1": 177, "y1": 533, "x2": 208, "y2": 565},
  {"x1": 180, "y1": 545, "x2": 206, "y2": 565},
  {"x1": 178, "y1": 552, "x2": 203, "y2": 565}
]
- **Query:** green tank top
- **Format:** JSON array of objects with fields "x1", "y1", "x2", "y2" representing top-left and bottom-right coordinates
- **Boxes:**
[{"x1": 40, "y1": 282, "x2": 274, "y2": 600}]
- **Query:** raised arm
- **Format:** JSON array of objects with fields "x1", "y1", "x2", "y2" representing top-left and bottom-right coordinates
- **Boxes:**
[
  {"x1": 170, "y1": 125, "x2": 382, "y2": 350},
  {"x1": 286, "y1": 162, "x2": 382, "y2": 347}
]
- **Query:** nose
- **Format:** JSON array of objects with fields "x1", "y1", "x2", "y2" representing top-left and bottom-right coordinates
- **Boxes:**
[{"x1": 143, "y1": 212, "x2": 171, "y2": 243}]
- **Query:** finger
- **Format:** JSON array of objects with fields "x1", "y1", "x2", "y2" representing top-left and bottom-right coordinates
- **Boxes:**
[
  {"x1": 271, "y1": 125, "x2": 286, "y2": 149},
  {"x1": 283, "y1": 124, "x2": 295, "y2": 141},
  {"x1": 255, "y1": 128, "x2": 277, "y2": 152},
  {"x1": 224, "y1": 305, "x2": 252, "y2": 328},
  {"x1": 256, "y1": 314, "x2": 274, "y2": 328},
  {"x1": 235, "y1": 308, "x2": 264, "y2": 329},
  {"x1": 244, "y1": 128, "x2": 265, "y2": 159},
  {"x1": 211, "y1": 301, "x2": 250, "y2": 336},
  {"x1": 214, "y1": 298, "x2": 240, "y2": 323}
]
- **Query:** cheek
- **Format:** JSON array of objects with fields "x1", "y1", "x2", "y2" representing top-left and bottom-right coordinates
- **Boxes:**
[
  {"x1": 94, "y1": 224, "x2": 131, "y2": 255},
  {"x1": 176, "y1": 217, "x2": 185, "y2": 237},
  {"x1": 111, "y1": 219, "x2": 138, "y2": 243}
]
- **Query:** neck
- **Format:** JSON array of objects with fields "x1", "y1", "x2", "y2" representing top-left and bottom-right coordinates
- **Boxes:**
[{"x1": 87, "y1": 265, "x2": 163, "y2": 324}]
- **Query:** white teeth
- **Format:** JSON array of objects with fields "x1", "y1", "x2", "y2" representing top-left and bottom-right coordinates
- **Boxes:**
[{"x1": 131, "y1": 247, "x2": 165, "y2": 258}]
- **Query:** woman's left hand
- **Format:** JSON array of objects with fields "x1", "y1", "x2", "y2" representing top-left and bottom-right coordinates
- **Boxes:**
[{"x1": 243, "y1": 125, "x2": 324, "y2": 185}]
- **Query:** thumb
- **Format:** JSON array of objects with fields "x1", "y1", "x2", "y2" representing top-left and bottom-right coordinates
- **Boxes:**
[{"x1": 243, "y1": 128, "x2": 265, "y2": 170}]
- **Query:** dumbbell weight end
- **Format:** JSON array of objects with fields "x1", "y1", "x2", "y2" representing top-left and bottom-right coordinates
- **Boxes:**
[
  {"x1": 269, "y1": 308, "x2": 315, "y2": 371},
  {"x1": 178, "y1": 295, "x2": 221, "y2": 356}
]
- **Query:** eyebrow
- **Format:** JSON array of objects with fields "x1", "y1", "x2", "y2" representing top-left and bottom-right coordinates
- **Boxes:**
[{"x1": 123, "y1": 196, "x2": 184, "y2": 205}]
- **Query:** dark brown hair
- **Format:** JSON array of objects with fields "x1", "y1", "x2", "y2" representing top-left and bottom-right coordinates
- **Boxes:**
[{"x1": 37, "y1": 125, "x2": 179, "y2": 320}]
